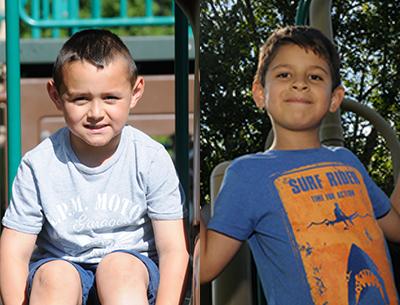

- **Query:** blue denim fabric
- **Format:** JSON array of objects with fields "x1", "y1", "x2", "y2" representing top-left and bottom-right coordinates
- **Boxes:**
[{"x1": 28, "y1": 250, "x2": 159, "y2": 305}]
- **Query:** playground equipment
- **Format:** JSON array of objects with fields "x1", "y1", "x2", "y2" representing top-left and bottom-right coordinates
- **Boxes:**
[
  {"x1": 206, "y1": 1, "x2": 400, "y2": 305},
  {"x1": 19, "y1": 0, "x2": 175, "y2": 38},
  {"x1": 2, "y1": 0, "x2": 200, "y2": 304}
]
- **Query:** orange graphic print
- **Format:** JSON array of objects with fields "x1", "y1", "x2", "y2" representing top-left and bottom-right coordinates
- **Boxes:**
[{"x1": 274, "y1": 162, "x2": 397, "y2": 305}]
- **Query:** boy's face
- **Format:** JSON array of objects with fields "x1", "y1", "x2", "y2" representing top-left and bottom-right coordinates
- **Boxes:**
[
  {"x1": 253, "y1": 44, "x2": 343, "y2": 135},
  {"x1": 47, "y1": 57, "x2": 143, "y2": 157}
]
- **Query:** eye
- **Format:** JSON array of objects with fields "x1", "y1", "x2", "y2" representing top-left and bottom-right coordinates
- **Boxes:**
[
  {"x1": 72, "y1": 96, "x2": 89, "y2": 104},
  {"x1": 104, "y1": 96, "x2": 120, "y2": 103},
  {"x1": 309, "y1": 74, "x2": 323, "y2": 81},
  {"x1": 73, "y1": 96, "x2": 86, "y2": 101},
  {"x1": 277, "y1": 72, "x2": 290, "y2": 79}
]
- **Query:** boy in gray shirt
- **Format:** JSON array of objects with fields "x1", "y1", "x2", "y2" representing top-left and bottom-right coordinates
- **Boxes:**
[{"x1": 0, "y1": 29, "x2": 188, "y2": 305}]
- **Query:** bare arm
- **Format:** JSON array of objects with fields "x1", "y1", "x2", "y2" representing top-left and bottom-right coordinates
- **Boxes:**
[
  {"x1": 390, "y1": 176, "x2": 400, "y2": 216},
  {"x1": 377, "y1": 177, "x2": 400, "y2": 242},
  {"x1": 192, "y1": 234, "x2": 200, "y2": 305},
  {"x1": 377, "y1": 208, "x2": 400, "y2": 242},
  {"x1": 0, "y1": 227, "x2": 37, "y2": 305},
  {"x1": 200, "y1": 215, "x2": 242, "y2": 284},
  {"x1": 152, "y1": 219, "x2": 189, "y2": 305}
]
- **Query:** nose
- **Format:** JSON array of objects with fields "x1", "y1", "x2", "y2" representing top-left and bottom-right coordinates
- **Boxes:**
[
  {"x1": 87, "y1": 100, "x2": 104, "y2": 120},
  {"x1": 292, "y1": 76, "x2": 308, "y2": 91}
]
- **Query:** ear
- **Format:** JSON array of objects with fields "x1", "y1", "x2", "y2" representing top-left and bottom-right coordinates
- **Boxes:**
[
  {"x1": 329, "y1": 85, "x2": 345, "y2": 112},
  {"x1": 47, "y1": 79, "x2": 63, "y2": 111},
  {"x1": 252, "y1": 81, "x2": 266, "y2": 109},
  {"x1": 130, "y1": 76, "x2": 145, "y2": 109}
]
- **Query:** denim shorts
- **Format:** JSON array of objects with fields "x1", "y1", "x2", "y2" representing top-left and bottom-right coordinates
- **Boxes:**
[{"x1": 28, "y1": 250, "x2": 159, "y2": 305}]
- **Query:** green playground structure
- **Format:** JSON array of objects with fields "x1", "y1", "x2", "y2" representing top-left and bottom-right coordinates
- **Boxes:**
[{"x1": 0, "y1": 1, "x2": 200, "y2": 304}]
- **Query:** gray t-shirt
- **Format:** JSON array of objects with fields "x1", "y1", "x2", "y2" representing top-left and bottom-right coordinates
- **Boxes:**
[{"x1": 3, "y1": 126, "x2": 185, "y2": 263}]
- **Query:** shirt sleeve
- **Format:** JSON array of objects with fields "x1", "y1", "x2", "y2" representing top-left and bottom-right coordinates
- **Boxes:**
[
  {"x1": 362, "y1": 169, "x2": 391, "y2": 219},
  {"x1": 145, "y1": 147, "x2": 186, "y2": 220},
  {"x1": 207, "y1": 164, "x2": 257, "y2": 241},
  {"x1": 345, "y1": 149, "x2": 391, "y2": 219},
  {"x1": 2, "y1": 157, "x2": 44, "y2": 234}
]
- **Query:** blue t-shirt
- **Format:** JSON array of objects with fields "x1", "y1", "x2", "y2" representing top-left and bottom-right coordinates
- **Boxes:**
[{"x1": 208, "y1": 146, "x2": 399, "y2": 305}]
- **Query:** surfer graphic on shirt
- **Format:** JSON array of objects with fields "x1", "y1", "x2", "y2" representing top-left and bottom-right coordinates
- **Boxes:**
[{"x1": 274, "y1": 163, "x2": 397, "y2": 304}]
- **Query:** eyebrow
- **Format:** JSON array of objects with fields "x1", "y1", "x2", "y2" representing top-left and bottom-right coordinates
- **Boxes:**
[
  {"x1": 64, "y1": 91, "x2": 90, "y2": 97},
  {"x1": 270, "y1": 64, "x2": 329, "y2": 75},
  {"x1": 63, "y1": 90, "x2": 124, "y2": 98}
]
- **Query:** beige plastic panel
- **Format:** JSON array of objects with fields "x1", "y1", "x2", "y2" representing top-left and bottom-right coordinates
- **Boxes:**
[{"x1": 210, "y1": 161, "x2": 254, "y2": 305}]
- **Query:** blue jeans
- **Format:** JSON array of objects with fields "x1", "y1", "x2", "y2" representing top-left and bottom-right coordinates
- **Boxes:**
[{"x1": 28, "y1": 250, "x2": 159, "y2": 305}]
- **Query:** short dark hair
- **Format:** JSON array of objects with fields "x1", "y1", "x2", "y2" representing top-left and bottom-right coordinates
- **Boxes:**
[
  {"x1": 254, "y1": 25, "x2": 341, "y2": 90},
  {"x1": 53, "y1": 29, "x2": 138, "y2": 91}
]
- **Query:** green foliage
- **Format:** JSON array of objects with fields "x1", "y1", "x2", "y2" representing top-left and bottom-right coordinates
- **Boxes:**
[
  {"x1": 200, "y1": 0, "x2": 297, "y2": 204},
  {"x1": 200, "y1": 0, "x2": 400, "y2": 204},
  {"x1": 333, "y1": 0, "x2": 400, "y2": 194}
]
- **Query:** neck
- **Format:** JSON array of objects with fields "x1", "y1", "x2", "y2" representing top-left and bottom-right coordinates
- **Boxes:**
[
  {"x1": 269, "y1": 127, "x2": 321, "y2": 151},
  {"x1": 70, "y1": 134, "x2": 121, "y2": 167},
  {"x1": 76, "y1": 147, "x2": 117, "y2": 167}
]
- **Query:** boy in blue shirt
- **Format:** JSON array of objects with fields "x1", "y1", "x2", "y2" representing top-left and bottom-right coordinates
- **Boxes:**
[
  {"x1": 201, "y1": 25, "x2": 400, "y2": 304},
  {"x1": 0, "y1": 29, "x2": 188, "y2": 305}
]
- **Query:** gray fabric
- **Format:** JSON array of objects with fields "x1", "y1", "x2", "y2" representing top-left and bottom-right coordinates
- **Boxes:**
[{"x1": 3, "y1": 126, "x2": 185, "y2": 263}]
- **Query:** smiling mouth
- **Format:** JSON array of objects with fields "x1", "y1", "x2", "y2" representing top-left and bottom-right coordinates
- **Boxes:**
[
  {"x1": 84, "y1": 124, "x2": 109, "y2": 130},
  {"x1": 285, "y1": 98, "x2": 311, "y2": 104}
]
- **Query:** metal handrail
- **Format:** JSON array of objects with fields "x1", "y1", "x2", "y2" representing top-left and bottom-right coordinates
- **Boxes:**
[
  {"x1": 295, "y1": 0, "x2": 311, "y2": 25},
  {"x1": 5, "y1": 0, "x2": 21, "y2": 193},
  {"x1": 19, "y1": 0, "x2": 175, "y2": 38},
  {"x1": 342, "y1": 98, "x2": 400, "y2": 182},
  {"x1": 20, "y1": 12, "x2": 175, "y2": 28}
]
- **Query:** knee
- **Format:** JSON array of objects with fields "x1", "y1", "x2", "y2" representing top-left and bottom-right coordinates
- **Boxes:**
[
  {"x1": 32, "y1": 260, "x2": 81, "y2": 291},
  {"x1": 98, "y1": 252, "x2": 148, "y2": 280},
  {"x1": 96, "y1": 252, "x2": 150, "y2": 305},
  {"x1": 30, "y1": 260, "x2": 82, "y2": 305},
  {"x1": 96, "y1": 252, "x2": 149, "y2": 292},
  {"x1": 99, "y1": 251, "x2": 134, "y2": 266}
]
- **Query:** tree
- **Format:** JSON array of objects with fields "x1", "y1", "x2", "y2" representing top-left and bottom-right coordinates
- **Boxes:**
[
  {"x1": 200, "y1": 0, "x2": 298, "y2": 204},
  {"x1": 333, "y1": 0, "x2": 400, "y2": 194}
]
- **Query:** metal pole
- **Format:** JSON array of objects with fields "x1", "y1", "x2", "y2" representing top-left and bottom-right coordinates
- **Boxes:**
[
  {"x1": 91, "y1": 0, "x2": 101, "y2": 19},
  {"x1": 69, "y1": 0, "x2": 79, "y2": 34},
  {"x1": 52, "y1": 0, "x2": 61, "y2": 37},
  {"x1": 309, "y1": 0, "x2": 345, "y2": 147},
  {"x1": 31, "y1": 0, "x2": 41, "y2": 38},
  {"x1": 174, "y1": 4, "x2": 189, "y2": 210},
  {"x1": 5, "y1": 0, "x2": 22, "y2": 195},
  {"x1": 145, "y1": 0, "x2": 153, "y2": 17},
  {"x1": 175, "y1": 0, "x2": 199, "y2": 224},
  {"x1": 120, "y1": 0, "x2": 127, "y2": 18},
  {"x1": 42, "y1": 0, "x2": 50, "y2": 20}
]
